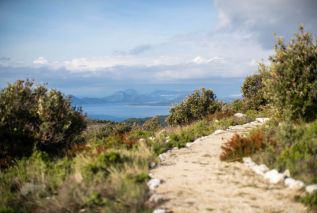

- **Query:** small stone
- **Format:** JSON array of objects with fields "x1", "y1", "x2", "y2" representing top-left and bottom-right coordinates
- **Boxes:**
[
  {"x1": 251, "y1": 164, "x2": 269, "y2": 175},
  {"x1": 284, "y1": 178, "x2": 304, "y2": 190},
  {"x1": 283, "y1": 169, "x2": 291, "y2": 177},
  {"x1": 306, "y1": 184, "x2": 317, "y2": 194},
  {"x1": 213, "y1": 129, "x2": 225, "y2": 135},
  {"x1": 147, "y1": 178, "x2": 161, "y2": 191},
  {"x1": 150, "y1": 162, "x2": 156, "y2": 168},
  {"x1": 264, "y1": 169, "x2": 285, "y2": 184},
  {"x1": 242, "y1": 157, "x2": 256, "y2": 168},
  {"x1": 159, "y1": 153, "x2": 166, "y2": 161},
  {"x1": 258, "y1": 164, "x2": 269, "y2": 173},
  {"x1": 172, "y1": 147, "x2": 179, "y2": 151},
  {"x1": 234, "y1": 113, "x2": 246, "y2": 118},
  {"x1": 186, "y1": 142, "x2": 193, "y2": 148},
  {"x1": 153, "y1": 209, "x2": 165, "y2": 213},
  {"x1": 149, "y1": 194, "x2": 165, "y2": 204}
]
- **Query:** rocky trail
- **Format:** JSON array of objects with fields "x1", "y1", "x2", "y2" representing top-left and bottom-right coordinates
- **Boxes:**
[{"x1": 149, "y1": 121, "x2": 308, "y2": 213}]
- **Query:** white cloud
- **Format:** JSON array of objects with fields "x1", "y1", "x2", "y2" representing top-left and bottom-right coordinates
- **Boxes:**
[
  {"x1": 213, "y1": 0, "x2": 317, "y2": 48},
  {"x1": 192, "y1": 56, "x2": 224, "y2": 64},
  {"x1": 33, "y1": 57, "x2": 48, "y2": 65}
]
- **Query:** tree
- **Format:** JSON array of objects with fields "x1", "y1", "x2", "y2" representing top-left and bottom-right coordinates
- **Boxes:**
[
  {"x1": 262, "y1": 25, "x2": 317, "y2": 121},
  {"x1": 143, "y1": 116, "x2": 161, "y2": 131},
  {"x1": 167, "y1": 88, "x2": 221, "y2": 125},
  {"x1": 241, "y1": 73, "x2": 266, "y2": 110},
  {"x1": 0, "y1": 80, "x2": 87, "y2": 162}
]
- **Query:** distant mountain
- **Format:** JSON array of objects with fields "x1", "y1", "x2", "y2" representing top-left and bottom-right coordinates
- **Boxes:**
[{"x1": 70, "y1": 89, "x2": 189, "y2": 106}]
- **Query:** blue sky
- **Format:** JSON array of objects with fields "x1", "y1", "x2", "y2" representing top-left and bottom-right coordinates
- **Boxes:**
[{"x1": 0, "y1": 0, "x2": 316, "y2": 97}]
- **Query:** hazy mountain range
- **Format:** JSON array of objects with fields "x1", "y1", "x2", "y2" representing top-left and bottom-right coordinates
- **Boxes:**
[
  {"x1": 70, "y1": 89, "x2": 238, "y2": 107},
  {"x1": 70, "y1": 89, "x2": 189, "y2": 106}
]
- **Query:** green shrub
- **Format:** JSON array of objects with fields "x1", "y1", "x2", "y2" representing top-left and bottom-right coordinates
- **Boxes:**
[
  {"x1": 229, "y1": 99, "x2": 245, "y2": 112},
  {"x1": 143, "y1": 116, "x2": 161, "y2": 131},
  {"x1": 253, "y1": 120, "x2": 317, "y2": 184},
  {"x1": 167, "y1": 88, "x2": 221, "y2": 126},
  {"x1": 301, "y1": 191, "x2": 317, "y2": 211},
  {"x1": 275, "y1": 121, "x2": 317, "y2": 183},
  {"x1": 0, "y1": 80, "x2": 86, "y2": 163},
  {"x1": 242, "y1": 73, "x2": 266, "y2": 110},
  {"x1": 262, "y1": 25, "x2": 317, "y2": 121}
]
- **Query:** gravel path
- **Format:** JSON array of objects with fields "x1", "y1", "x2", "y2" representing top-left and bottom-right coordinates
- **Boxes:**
[{"x1": 150, "y1": 124, "x2": 308, "y2": 213}]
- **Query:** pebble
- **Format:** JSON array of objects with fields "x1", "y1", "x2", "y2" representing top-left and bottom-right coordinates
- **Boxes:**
[
  {"x1": 150, "y1": 162, "x2": 156, "y2": 169},
  {"x1": 264, "y1": 169, "x2": 285, "y2": 184},
  {"x1": 234, "y1": 113, "x2": 246, "y2": 118},
  {"x1": 213, "y1": 129, "x2": 225, "y2": 135},
  {"x1": 186, "y1": 142, "x2": 193, "y2": 148},
  {"x1": 284, "y1": 178, "x2": 304, "y2": 190},
  {"x1": 306, "y1": 184, "x2": 317, "y2": 194},
  {"x1": 147, "y1": 178, "x2": 161, "y2": 191},
  {"x1": 153, "y1": 209, "x2": 165, "y2": 213},
  {"x1": 159, "y1": 153, "x2": 166, "y2": 161}
]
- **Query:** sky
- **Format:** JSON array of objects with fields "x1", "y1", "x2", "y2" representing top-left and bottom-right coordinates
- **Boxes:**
[{"x1": 0, "y1": 0, "x2": 317, "y2": 97}]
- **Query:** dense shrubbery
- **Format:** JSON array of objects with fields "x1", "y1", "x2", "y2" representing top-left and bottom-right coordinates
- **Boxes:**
[
  {"x1": 167, "y1": 88, "x2": 221, "y2": 126},
  {"x1": 0, "y1": 145, "x2": 153, "y2": 213},
  {"x1": 262, "y1": 26, "x2": 317, "y2": 121},
  {"x1": 241, "y1": 73, "x2": 266, "y2": 110},
  {"x1": 143, "y1": 116, "x2": 161, "y2": 131},
  {"x1": 252, "y1": 120, "x2": 317, "y2": 184},
  {"x1": 0, "y1": 80, "x2": 86, "y2": 165}
]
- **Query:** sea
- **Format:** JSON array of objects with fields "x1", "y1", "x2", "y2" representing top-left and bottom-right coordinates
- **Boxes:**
[{"x1": 78, "y1": 103, "x2": 171, "y2": 121}]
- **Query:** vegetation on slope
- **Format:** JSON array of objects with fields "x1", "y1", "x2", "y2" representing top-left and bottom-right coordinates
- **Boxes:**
[
  {"x1": 220, "y1": 26, "x2": 317, "y2": 209},
  {"x1": 1, "y1": 25, "x2": 317, "y2": 212}
]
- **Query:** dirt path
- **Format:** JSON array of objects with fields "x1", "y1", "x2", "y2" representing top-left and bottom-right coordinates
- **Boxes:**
[{"x1": 150, "y1": 123, "x2": 308, "y2": 213}]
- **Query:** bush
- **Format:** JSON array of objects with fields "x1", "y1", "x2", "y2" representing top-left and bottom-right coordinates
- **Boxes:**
[
  {"x1": 253, "y1": 120, "x2": 317, "y2": 184},
  {"x1": 0, "y1": 80, "x2": 86, "y2": 163},
  {"x1": 143, "y1": 116, "x2": 160, "y2": 131},
  {"x1": 301, "y1": 191, "x2": 317, "y2": 211},
  {"x1": 167, "y1": 88, "x2": 221, "y2": 126},
  {"x1": 262, "y1": 25, "x2": 317, "y2": 121},
  {"x1": 242, "y1": 73, "x2": 266, "y2": 110},
  {"x1": 275, "y1": 121, "x2": 317, "y2": 183},
  {"x1": 220, "y1": 130, "x2": 266, "y2": 162}
]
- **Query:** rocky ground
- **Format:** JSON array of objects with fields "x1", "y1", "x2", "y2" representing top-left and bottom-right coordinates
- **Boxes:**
[{"x1": 149, "y1": 121, "x2": 308, "y2": 213}]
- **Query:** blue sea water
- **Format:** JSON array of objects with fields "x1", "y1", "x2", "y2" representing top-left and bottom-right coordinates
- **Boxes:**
[{"x1": 78, "y1": 103, "x2": 171, "y2": 121}]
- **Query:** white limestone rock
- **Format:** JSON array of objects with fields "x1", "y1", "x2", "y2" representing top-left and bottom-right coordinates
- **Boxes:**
[
  {"x1": 186, "y1": 142, "x2": 193, "y2": 148},
  {"x1": 172, "y1": 147, "x2": 179, "y2": 151},
  {"x1": 159, "y1": 153, "x2": 166, "y2": 161},
  {"x1": 147, "y1": 178, "x2": 161, "y2": 191},
  {"x1": 284, "y1": 178, "x2": 304, "y2": 190},
  {"x1": 234, "y1": 113, "x2": 246, "y2": 118},
  {"x1": 153, "y1": 209, "x2": 166, "y2": 213},
  {"x1": 150, "y1": 162, "x2": 156, "y2": 169},
  {"x1": 252, "y1": 164, "x2": 269, "y2": 175},
  {"x1": 264, "y1": 169, "x2": 285, "y2": 184},
  {"x1": 283, "y1": 169, "x2": 291, "y2": 178},
  {"x1": 242, "y1": 157, "x2": 257, "y2": 168},
  {"x1": 213, "y1": 129, "x2": 225, "y2": 135},
  {"x1": 306, "y1": 184, "x2": 317, "y2": 194}
]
